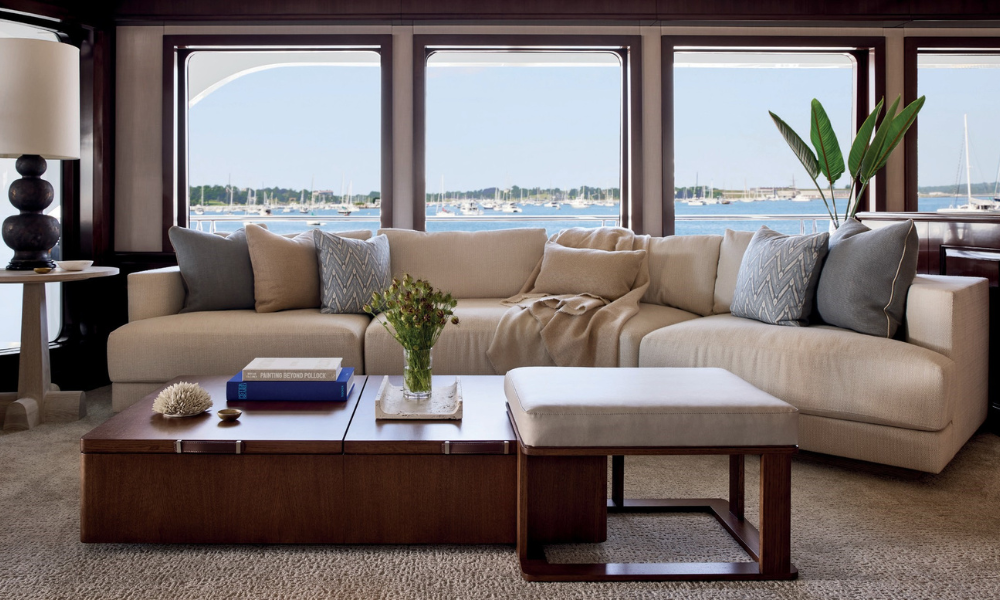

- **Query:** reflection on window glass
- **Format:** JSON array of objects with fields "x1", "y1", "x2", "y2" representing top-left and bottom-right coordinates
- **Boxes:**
[
  {"x1": 425, "y1": 51, "x2": 622, "y2": 235},
  {"x1": 917, "y1": 53, "x2": 1000, "y2": 213},
  {"x1": 0, "y1": 20, "x2": 62, "y2": 349},
  {"x1": 186, "y1": 50, "x2": 382, "y2": 235},
  {"x1": 674, "y1": 52, "x2": 855, "y2": 235}
]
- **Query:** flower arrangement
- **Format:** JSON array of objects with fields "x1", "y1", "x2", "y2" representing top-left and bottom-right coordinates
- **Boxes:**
[{"x1": 364, "y1": 274, "x2": 459, "y2": 398}]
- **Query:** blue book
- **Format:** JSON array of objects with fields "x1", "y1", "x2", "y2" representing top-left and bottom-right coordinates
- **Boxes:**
[{"x1": 226, "y1": 368, "x2": 355, "y2": 402}]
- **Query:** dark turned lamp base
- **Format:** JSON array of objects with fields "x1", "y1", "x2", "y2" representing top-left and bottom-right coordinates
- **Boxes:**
[{"x1": 2, "y1": 154, "x2": 60, "y2": 270}]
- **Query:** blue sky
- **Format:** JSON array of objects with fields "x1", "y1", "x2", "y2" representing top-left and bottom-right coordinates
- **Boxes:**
[
  {"x1": 917, "y1": 66, "x2": 1000, "y2": 189},
  {"x1": 188, "y1": 65, "x2": 382, "y2": 193},
  {"x1": 188, "y1": 58, "x2": 998, "y2": 193}
]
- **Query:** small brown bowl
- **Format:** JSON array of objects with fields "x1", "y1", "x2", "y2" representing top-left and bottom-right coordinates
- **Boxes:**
[
  {"x1": 33, "y1": 267, "x2": 53, "y2": 274},
  {"x1": 217, "y1": 408, "x2": 243, "y2": 422}
]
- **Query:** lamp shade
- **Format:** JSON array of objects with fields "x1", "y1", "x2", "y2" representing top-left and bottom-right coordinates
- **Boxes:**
[{"x1": 0, "y1": 38, "x2": 80, "y2": 160}]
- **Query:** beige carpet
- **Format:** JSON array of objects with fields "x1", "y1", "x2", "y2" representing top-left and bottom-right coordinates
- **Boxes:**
[{"x1": 2, "y1": 387, "x2": 999, "y2": 599}]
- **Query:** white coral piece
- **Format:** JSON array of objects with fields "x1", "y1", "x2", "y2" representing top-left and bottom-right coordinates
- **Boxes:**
[{"x1": 152, "y1": 382, "x2": 213, "y2": 417}]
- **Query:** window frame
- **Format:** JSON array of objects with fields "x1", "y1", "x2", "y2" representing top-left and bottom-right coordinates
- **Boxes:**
[
  {"x1": 412, "y1": 34, "x2": 643, "y2": 233},
  {"x1": 162, "y1": 34, "x2": 394, "y2": 251},
  {"x1": 903, "y1": 37, "x2": 1000, "y2": 213},
  {"x1": 661, "y1": 35, "x2": 886, "y2": 235}
]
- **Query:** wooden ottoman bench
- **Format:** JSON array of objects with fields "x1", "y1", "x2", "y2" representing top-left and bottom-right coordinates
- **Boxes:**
[{"x1": 504, "y1": 366, "x2": 800, "y2": 582}]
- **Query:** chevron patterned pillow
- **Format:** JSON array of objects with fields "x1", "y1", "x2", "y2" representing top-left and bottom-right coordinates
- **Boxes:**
[
  {"x1": 314, "y1": 231, "x2": 391, "y2": 314},
  {"x1": 731, "y1": 227, "x2": 830, "y2": 327}
]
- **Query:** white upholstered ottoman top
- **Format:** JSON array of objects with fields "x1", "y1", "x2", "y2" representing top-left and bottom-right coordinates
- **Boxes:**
[{"x1": 504, "y1": 367, "x2": 798, "y2": 448}]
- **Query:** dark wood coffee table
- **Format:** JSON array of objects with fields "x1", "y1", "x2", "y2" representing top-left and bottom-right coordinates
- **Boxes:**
[{"x1": 81, "y1": 375, "x2": 605, "y2": 544}]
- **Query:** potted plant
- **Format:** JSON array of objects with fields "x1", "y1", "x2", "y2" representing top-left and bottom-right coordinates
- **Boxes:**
[
  {"x1": 770, "y1": 95, "x2": 925, "y2": 227},
  {"x1": 365, "y1": 275, "x2": 459, "y2": 399}
]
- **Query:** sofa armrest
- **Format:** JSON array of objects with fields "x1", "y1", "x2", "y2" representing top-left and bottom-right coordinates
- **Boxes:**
[
  {"x1": 905, "y1": 274, "x2": 988, "y2": 360},
  {"x1": 906, "y1": 274, "x2": 989, "y2": 431},
  {"x1": 128, "y1": 266, "x2": 186, "y2": 321}
]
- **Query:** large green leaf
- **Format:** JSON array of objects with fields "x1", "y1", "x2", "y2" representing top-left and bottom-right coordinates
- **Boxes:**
[
  {"x1": 769, "y1": 111, "x2": 819, "y2": 180},
  {"x1": 809, "y1": 99, "x2": 845, "y2": 184},
  {"x1": 847, "y1": 97, "x2": 884, "y2": 179},
  {"x1": 865, "y1": 95, "x2": 926, "y2": 176},
  {"x1": 860, "y1": 96, "x2": 900, "y2": 182}
]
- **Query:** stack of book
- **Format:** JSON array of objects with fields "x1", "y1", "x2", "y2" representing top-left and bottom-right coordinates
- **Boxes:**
[{"x1": 226, "y1": 357, "x2": 355, "y2": 402}]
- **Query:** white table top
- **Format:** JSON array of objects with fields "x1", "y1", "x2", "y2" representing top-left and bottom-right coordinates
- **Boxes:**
[{"x1": 0, "y1": 266, "x2": 119, "y2": 284}]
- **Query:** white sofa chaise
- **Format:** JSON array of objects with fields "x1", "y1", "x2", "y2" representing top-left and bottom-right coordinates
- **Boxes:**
[{"x1": 107, "y1": 227, "x2": 989, "y2": 473}]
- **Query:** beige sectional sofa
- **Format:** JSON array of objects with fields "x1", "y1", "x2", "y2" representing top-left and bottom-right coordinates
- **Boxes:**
[{"x1": 107, "y1": 227, "x2": 989, "y2": 473}]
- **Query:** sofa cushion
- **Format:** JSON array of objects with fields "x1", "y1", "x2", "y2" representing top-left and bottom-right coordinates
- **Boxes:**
[
  {"x1": 365, "y1": 298, "x2": 509, "y2": 375},
  {"x1": 107, "y1": 309, "x2": 369, "y2": 383},
  {"x1": 731, "y1": 227, "x2": 829, "y2": 327},
  {"x1": 505, "y1": 367, "x2": 798, "y2": 448},
  {"x1": 816, "y1": 218, "x2": 918, "y2": 338},
  {"x1": 378, "y1": 228, "x2": 547, "y2": 298},
  {"x1": 638, "y1": 314, "x2": 955, "y2": 432},
  {"x1": 246, "y1": 225, "x2": 372, "y2": 313},
  {"x1": 618, "y1": 303, "x2": 700, "y2": 367},
  {"x1": 168, "y1": 226, "x2": 255, "y2": 312},
  {"x1": 642, "y1": 234, "x2": 722, "y2": 316},
  {"x1": 315, "y1": 231, "x2": 391, "y2": 314},
  {"x1": 533, "y1": 242, "x2": 646, "y2": 301},
  {"x1": 712, "y1": 229, "x2": 755, "y2": 314}
]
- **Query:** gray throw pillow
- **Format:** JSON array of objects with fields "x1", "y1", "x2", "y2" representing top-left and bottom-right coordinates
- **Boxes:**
[
  {"x1": 816, "y1": 218, "x2": 918, "y2": 338},
  {"x1": 731, "y1": 227, "x2": 830, "y2": 327},
  {"x1": 314, "y1": 230, "x2": 391, "y2": 314},
  {"x1": 168, "y1": 226, "x2": 256, "y2": 313}
]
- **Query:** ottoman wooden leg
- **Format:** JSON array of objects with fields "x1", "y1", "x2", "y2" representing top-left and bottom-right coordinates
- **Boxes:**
[
  {"x1": 729, "y1": 454, "x2": 745, "y2": 520},
  {"x1": 759, "y1": 453, "x2": 792, "y2": 577}
]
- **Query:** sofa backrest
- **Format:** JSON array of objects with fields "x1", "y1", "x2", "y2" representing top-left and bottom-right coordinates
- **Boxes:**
[
  {"x1": 378, "y1": 228, "x2": 548, "y2": 298},
  {"x1": 642, "y1": 234, "x2": 722, "y2": 317},
  {"x1": 712, "y1": 229, "x2": 755, "y2": 314}
]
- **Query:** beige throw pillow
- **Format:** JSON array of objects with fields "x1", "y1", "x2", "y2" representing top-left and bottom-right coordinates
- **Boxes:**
[
  {"x1": 712, "y1": 229, "x2": 756, "y2": 314},
  {"x1": 642, "y1": 234, "x2": 722, "y2": 316},
  {"x1": 245, "y1": 224, "x2": 372, "y2": 313},
  {"x1": 532, "y1": 242, "x2": 646, "y2": 301}
]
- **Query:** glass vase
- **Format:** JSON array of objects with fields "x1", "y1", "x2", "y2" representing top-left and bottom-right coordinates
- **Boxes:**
[{"x1": 402, "y1": 347, "x2": 433, "y2": 400}]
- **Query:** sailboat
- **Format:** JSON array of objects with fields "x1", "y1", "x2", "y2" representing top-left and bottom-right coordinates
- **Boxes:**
[
  {"x1": 938, "y1": 115, "x2": 1000, "y2": 213},
  {"x1": 194, "y1": 186, "x2": 205, "y2": 215}
]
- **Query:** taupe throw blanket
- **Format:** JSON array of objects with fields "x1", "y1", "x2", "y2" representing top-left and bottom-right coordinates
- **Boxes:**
[{"x1": 487, "y1": 227, "x2": 650, "y2": 373}]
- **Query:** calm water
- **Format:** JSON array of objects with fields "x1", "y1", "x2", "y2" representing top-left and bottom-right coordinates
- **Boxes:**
[{"x1": 199, "y1": 198, "x2": 851, "y2": 238}]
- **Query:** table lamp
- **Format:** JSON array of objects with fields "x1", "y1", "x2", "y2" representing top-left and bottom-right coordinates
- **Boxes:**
[{"x1": 0, "y1": 38, "x2": 80, "y2": 270}]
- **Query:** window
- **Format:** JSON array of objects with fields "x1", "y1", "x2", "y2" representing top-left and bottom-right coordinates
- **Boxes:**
[
  {"x1": 914, "y1": 52, "x2": 1000, "y2": 212},
  {"x1": 414, "y1": 36, "x2": 642, "y2": 234},
  {"x1": 0, "y1": 19, "x2": 63, "y2": 350},
  {"x1": 423, "y1": 51, "x2": 623, "y2": 235},
  {"x1": 166, "y1": 36, "x2": 392, "y2": 244},
  {"x1": 663, "y1": 38, "x2": 883, "y2": 235}
]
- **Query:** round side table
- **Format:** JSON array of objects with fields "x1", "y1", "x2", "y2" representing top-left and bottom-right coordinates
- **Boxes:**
[{"x1": 0, "y1": 266, "x2": 118, "y2": 431}]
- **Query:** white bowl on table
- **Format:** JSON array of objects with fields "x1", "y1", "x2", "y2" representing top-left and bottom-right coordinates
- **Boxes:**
[{"x1": 56, "y1": 260, "x2": 93, "y2": 272}]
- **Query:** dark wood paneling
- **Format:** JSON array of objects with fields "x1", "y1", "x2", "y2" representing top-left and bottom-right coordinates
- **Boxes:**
[
  {"x1": 106, "y1": 0, "x2": 1000, "y2": 22},
  {"x1": 344, "y1": 454, "x2": 517, "y2": 544},
  {"x1": 661, "y1": 40, "x2": 675, "y2": 236},
  {"x1": 526, "y1": 455, "x2": 607, "y2": 544},
  {"x1": 81, "y1": 453, "x2": 346, "y2": 543}
]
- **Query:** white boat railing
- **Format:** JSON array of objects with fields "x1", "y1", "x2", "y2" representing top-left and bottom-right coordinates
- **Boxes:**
[{"x1": 188, "y1": 213, "x2": 830, "y2": 234}]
